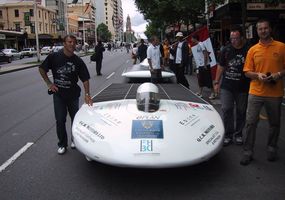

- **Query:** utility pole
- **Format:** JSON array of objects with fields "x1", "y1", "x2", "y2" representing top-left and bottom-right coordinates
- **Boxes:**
[
  {"x1": 34, "y1": 0, "x2": 40, "y2": 62},
  {"x1": 65, "y1": 0, "x2": 69, "y2": 35}
]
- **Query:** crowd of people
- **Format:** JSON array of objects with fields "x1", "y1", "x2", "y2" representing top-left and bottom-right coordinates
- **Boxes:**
[{"x1": 38, "y1": 19, "x2": 285, "y2": 167}]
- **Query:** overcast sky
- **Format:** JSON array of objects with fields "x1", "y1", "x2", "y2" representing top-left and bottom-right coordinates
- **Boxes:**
[{"x1": 122, "y1": 0, "x2": 148, "y2": 39}]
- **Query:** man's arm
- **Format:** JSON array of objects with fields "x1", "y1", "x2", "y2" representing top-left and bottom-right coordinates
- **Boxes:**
[
  {"x1": 39, "y1": 67, "x2": 58, "y2": 92},
  {"x1": 83, "y1": 80, "x2": 93, "y2": 106},
  {"x1": 213, "y1": 65, "x2": 224, "y2": 93}
]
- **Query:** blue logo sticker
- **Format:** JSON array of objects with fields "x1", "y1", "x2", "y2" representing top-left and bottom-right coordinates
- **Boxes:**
[
  {"x1": 132, "y1": 120, "x2": 164, "y2": 139},
  {"x1": 140, "y1": 140, "x2": 153, "y2": 152}
]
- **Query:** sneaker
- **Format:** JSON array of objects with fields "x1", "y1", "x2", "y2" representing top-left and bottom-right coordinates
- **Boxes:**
[
  {"x1": 223, "y1": 137, "x2": 232, "y2": 146},
  {"x1": 196, "y1": 92, "x2": 203, "y2": 98},
  {"x1": 71, "y1": 142, "x2": 76, "y2": 149},
  {"x1": 234, "y1": 136, "x2": 243, "y2": 145},
  {"x1": 267, "y1": 151, "x2": 277, "y2": 162},
  {"x1": 57, "y1": 147, "x2": 66, "y2": 155},
  {"x1": 209, "y1": 93, "x2": 217, "y2": 100},
  {"x1": 240, "y1": 154, "x2": 253, "y2": 166}
]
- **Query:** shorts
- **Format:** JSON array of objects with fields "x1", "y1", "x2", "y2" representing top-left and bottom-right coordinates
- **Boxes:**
[{"x1": 197, "y1": 65, "x2": 213, "y2": 88}]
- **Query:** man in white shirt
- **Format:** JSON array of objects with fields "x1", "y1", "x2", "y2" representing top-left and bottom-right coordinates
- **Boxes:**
[{"x1": 147, "y1": 35, "x2": 164, "y2": 83}]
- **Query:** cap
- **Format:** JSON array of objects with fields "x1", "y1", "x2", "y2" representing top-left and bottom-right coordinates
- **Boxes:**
[{"x1": 175, "y1": 32, "x2": 183, "y2": 37}]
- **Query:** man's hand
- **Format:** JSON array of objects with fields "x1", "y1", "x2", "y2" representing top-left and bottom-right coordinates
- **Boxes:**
[
  {"x1": 84, "y1": 95, "x2": 93, "y2": 106},
  {"x1": 49, "y1": 84, "x2": 59, "y2": 93}
]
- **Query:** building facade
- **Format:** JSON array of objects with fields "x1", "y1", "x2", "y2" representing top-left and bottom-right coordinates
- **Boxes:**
[{"x1": 0, "y1": 1, "x2": 57, "y2": 49}]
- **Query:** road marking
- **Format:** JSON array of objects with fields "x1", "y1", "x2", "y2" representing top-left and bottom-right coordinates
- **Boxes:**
[
  {"x1": 0, "y1": 142, "x2": 33, "y2": 173},
  {"x1": 106, "y1": 72, "x2": 115, "y2": 79}
]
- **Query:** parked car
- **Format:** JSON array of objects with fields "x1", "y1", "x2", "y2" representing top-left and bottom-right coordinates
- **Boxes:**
[
  {"x1": 52, "y1": 46, "x2": 64, "y2": 53},
  {"x1": 40, "y1": 46, "x2": 52, "y2": 55},
  {"x1": 21, "y1": 47, "x2": 37, "y2": 57},
  {"x1": 2, "y1": 48, "x2": 23, "y2": 60},
  {"x1": 0, "y1": 51, "x2": 12, "y2": 63}
]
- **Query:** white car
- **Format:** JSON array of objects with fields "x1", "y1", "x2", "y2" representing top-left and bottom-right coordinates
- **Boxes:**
[
  {"x1": 122, "y1": 58, "x2": 175, "y2": 80},
  {"x1": 52, "y1": 46, "x2": 64, "y2": 53},
  {"x1": 2, "y1": 48, "x2": 23, "y2": 60},
  {"x1": 72, "y1": 83, "x2": 225, "y2": 168},
  {"x1": 20, "y1": 48, "x2": 37, "y2": 57},
  {"x1": 40, "y1": 46, "x2": 52, "y2": 55}
]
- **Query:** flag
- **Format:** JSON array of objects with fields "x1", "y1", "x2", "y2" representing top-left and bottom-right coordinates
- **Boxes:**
[{"x1": 188, "y1": 26, "x2": 217, "y2": 79}]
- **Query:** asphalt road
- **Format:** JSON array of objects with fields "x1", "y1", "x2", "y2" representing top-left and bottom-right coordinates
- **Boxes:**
[{"x1": 0, "y1": 50, "x2": 285, "y2": 200}]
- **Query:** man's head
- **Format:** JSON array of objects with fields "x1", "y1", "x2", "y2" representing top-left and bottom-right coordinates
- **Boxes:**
[
  {"x1": 229, "y1": 26, "x2": 243, "y2": 48},
  {"x1": 256, "y1": 19, "x2": 272, "y2": 41},
  {"x1": 176, "y1": 32, "x2": 183, "y2": 41},
  {"x1": 191, "y1": 34, "x2": 199, "y2": 44},
  {"x1": 63, "y1": 34, "x2": 77, "y2": 55},
  {"x1": 150, "y1": 35, "x2": 159, "y2": 46}
]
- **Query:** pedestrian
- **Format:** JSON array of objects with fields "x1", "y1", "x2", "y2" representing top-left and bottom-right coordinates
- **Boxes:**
[
  {"x1": 191, "y1": 34, "x2": 216, "y2": 98},
  {"x1": 137, "y1": 39, "x2": 148, "y2": 62},
  {"x1": 213, "y1": 26, "x2": 251, "y2": 146},
  {"x1": 163, "y1": 38, "x2": 170, "y2": 66},
  {"x1": 132, "y1": 43, "x2": 138, "y2": 64},
  {"x1": 39, "y1": 34, "x2": 93, "y2": 155},
  {"x1": 147, "y1": 35, "x2": 164, "y2": 83},
  {"x1": 171, "y1": 32, "x2": 190, "y2": 88},
  {"x1": 240, "y1": 19, "x2": 285, "y2": 165},
  {"x1": 95, "y1": 40, "x2": 105, "y2": 76}
]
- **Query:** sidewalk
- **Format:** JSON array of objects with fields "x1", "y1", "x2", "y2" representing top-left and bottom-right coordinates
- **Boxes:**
[{"x1": 0, "y1": 63, "x2": 39, "y2": 75}]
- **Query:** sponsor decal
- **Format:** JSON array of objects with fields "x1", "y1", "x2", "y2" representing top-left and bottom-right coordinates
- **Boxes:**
[
  {"x1": 179, "y1": 114, "x2": 200, "y2": 126},
  {"x1": 136, "y1": 115, "x2": 160, "y2": 120},
  {"x1": 175, "y1": 102, "x2": 191, "y2": 110},
  {"x1": 140, "y1": 140, "x2": 153, "y2": 152},
  {"x1": 131, "y1": 120, "x2": 164, "y2": 139},
  {"x1": 92, "y1": 103, "x2": 121, "y2": 110},
  {"x1": 79, "y1": 121, "x2": 105, "y2": 140},
  {"x1": 75, "y1": 127, "x2": 96, "y2": 143},
  {"x1": 196, "y1": 124, "x2": 215, "y2": 142},
  {"x1": 101, "y1": 113, "x2": 122, "y2": 125},
  {"x1": 206, "y1": 131, "x2": 221, "y2": 145}
]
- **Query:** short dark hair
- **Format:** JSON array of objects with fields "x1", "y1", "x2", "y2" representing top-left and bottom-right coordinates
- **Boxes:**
[
  {"x1": 230, "y1": 25, "x2": 243, "y2": 37},
  {"x1": 63, "y1": 34, "x2": 77, "y2": 43},
  {"x1": 256, "y1": 18, "x2": 271, "y2": 28}
]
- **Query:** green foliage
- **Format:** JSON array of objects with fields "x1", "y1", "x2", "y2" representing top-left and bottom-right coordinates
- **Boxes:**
[{"x1": 97, "y1": 23, "x2": 112, "y2": 42}]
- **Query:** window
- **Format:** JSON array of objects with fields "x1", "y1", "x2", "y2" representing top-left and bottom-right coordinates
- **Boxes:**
[
  {"x1": 15, "y1": 23, "x2": 20, "y2": 31},
  {"x1": 31, "y1": 25, "x2": 35, "y2": 33},
  {"x1": 38, "y1": 10, "x2": 41, "y2": 18},
  {"x1": 30, "y1": 9, "x2": 34, "y2": 17},
  {"x1": 15, "y1": 9, "x2": 19, "y2": 17},
  {"x1": 0, "y1": 10, "x2": 2, "y2": 19},
  {"x1": 45, "y1": 12, "x2": 47, "y2": 20}
]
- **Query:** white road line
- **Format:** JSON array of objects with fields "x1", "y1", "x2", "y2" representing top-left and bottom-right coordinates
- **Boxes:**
[
  {"x1": 0, "y1": 142, "x2": 34, "y2": 173},
  {"x1": 106, "y1": 72, "x2": 115, "y2": 79}
]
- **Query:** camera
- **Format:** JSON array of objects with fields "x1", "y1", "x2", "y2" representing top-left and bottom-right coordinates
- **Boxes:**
[{"x1": 266, "y1": 72, "x2": 276, "y2": 84}]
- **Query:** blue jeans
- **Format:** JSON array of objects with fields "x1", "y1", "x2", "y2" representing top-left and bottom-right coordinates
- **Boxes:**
[
  {"x1": 243, "y1": 94, "x2": 282, "y2": 156},
  {"x1": 53, "y1": 94, "x2": 79, "y2": 147},
  {"x1": 220, "y1": 89, "x2": 248, "y2": 139}
]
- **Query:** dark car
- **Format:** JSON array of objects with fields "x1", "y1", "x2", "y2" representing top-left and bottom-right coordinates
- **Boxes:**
[{"x1": 0, "y1": 51, "x2": 12, "y2": 63}]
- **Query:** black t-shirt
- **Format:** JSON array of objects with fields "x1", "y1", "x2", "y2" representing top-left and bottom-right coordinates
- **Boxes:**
[
  {"x1": 40, "y1": 50, "x2": 90, "y2": 100},
  {"x1": 219, "y1": 44, "x2": 250, "y2": 93}
]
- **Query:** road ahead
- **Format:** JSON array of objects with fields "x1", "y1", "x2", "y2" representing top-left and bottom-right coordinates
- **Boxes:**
[{"x1": 0, "y1": 50, "x2": 285, "y2": 200}]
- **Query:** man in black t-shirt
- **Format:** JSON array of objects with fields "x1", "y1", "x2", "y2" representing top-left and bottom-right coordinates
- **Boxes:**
[
  {"x1": 214, "y1": 27, "x2": 250, "y2": 146},
  {"x1": 39, "y1": 35, "x2": 93, "y2": 155}
]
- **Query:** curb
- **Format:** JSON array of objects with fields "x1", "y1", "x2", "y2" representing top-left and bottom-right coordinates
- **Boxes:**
[{"x1": 0, "y1": 64, "x2": 40, "y2": 75}]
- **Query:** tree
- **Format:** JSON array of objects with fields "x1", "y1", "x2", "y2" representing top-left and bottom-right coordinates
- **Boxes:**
[{"x1": 97, "y1": 23, "x2": 112, "y2": 42}]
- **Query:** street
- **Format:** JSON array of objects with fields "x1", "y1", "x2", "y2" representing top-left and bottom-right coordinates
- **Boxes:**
[{"x1": 0, "y1": 50, "x2": 285, "y2": 200}]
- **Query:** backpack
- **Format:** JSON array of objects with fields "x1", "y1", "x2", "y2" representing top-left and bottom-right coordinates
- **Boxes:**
[{"x1": 90, "y1": 52, "x2": 97, "y2": 62}]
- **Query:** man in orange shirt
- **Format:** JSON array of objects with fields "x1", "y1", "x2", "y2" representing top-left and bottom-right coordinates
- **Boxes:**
[{"x1": 241, "y1": 19, "x2": 285, "y2": 165}]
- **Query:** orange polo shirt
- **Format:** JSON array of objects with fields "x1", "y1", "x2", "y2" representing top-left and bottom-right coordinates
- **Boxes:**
[{"x1": 243, "y1": 40, "x2": 285, "y2": 97}]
